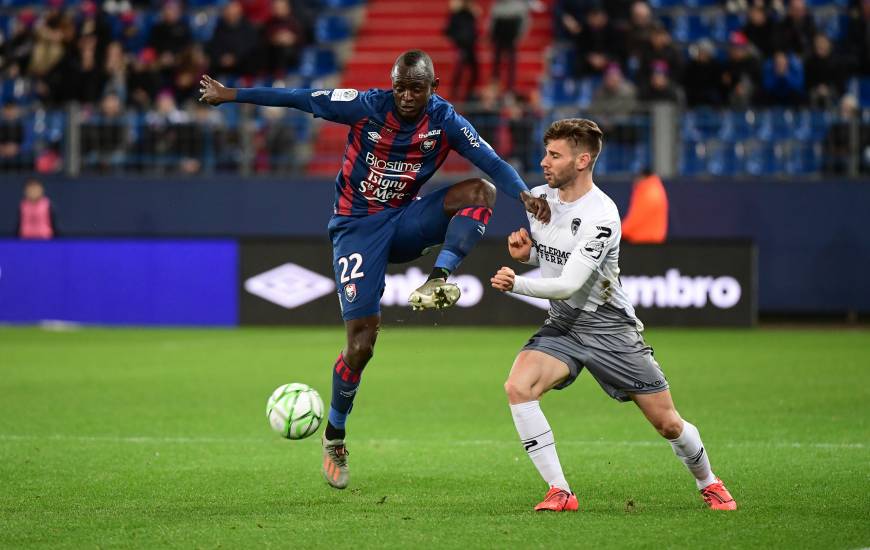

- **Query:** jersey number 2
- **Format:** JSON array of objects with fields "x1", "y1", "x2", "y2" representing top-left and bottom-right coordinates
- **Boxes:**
[{"x1": 338, "y1": 253, "x2": 364, "y2": 283}]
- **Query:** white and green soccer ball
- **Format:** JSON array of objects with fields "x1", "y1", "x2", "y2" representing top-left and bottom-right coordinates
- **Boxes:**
[{"x1": 266, "y1": 383, "x2": 324, "y2": 440}]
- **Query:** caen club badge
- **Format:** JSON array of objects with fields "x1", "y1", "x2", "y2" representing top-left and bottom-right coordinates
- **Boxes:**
[
  {"x1": 344, "y1": 283, "x2": 357, "y2": 302},
  {"x1": 420, "y1": 139, "x2": 436, "y2": 154}
]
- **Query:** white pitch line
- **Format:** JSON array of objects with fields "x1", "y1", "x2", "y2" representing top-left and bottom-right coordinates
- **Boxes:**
[{"x1": 0, "y1": 434, "x2": 865, "y2": 450}]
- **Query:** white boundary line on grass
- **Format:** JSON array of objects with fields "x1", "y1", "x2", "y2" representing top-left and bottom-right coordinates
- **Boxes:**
[{"x1": 0, "y1": 434, "x2": 865, "y2": 450}]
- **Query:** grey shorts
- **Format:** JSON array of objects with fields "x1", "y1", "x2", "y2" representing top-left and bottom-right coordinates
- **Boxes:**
[{"x1": 521, "y1": 324, "x2": 669, "y2": 402}]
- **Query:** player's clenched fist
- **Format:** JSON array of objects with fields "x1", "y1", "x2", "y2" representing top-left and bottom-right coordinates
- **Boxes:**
[
  {"x1": 508, "y1": 227, "x2": 532, "y2": 262},
  {"x1": 491, "y1": 266, "x2": 516, "y2": 292}
]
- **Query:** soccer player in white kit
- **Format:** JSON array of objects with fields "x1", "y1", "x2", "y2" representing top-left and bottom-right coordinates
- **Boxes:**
[{"x1": 491, "y1": 119, "x2": 737, "y2": 512}]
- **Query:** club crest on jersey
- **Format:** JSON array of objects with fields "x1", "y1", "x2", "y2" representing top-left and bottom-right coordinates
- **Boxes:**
[
  {"x1": 571, "y1": 218, "x2": 582, "y2": 235},
  {"x1": 420, "y1": 139, "x2": 436, "y2": 154},
  {"x1": 343, "y1": 283, "x2": 357, "y2": 303}
]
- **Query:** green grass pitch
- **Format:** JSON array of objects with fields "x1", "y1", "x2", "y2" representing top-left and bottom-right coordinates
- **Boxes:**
[{"x1": 1, "y1": 326, "x2": 868, "y2": 549}]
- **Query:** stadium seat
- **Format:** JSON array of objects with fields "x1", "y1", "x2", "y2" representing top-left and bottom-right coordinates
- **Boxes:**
[
  {"x1": 549, "y1": 48, "x2": 574, "y2": 80},
  {"x1": 647, "y1": 0, "x2": 683, "y2": 8},
  {"x1": 680, "y1": 141, "x2": 707, "y2": 176},
  {"x1": 190, "y1": 11, "x2": 218, "y2": 43},
  {"x1": 542, "y1": 78, "x2": 579, "y2": 107},
  {"x1": 300, "y1": 47, "x2": 338, "y2": 78},
  {"x1": 315, "y1": 15, "x2": 352, "y2": 43},
  {"x1": 706, "y1": 140, "x2": 738, "y2": 176},
  {"x1": 321, "y1": 0, "x2": 366, "y2": 7},
  {"x1": 847, "y1": 77, "x2": 870, "y2": 108}
]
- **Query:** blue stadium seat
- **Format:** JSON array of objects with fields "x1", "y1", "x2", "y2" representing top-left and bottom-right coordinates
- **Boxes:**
[
  {"x1": 742, "y1": 140, "x2": 775, "y2": 175},
  {"x1": 300, "y1": 47, "x2": 337, "y2": 78},
  {"x1": 718, "y1": 110, "x2": 754, "y2": 141},
  {"x1": 848, "y1": 77, "x2": 870, "y2": 107},
  {"x1": 549, "y1": 48, "x2": 574, "y2": 80},
  {"x1": 711, "y1": 13, "x2": 744, "y2": 43},
  {"x1": 542, "y1": 78, "x2": 577, "y2": 106},
  {"x1": 315, "y1": 15, "x2": 351, "y2": 43},
  {"x1": 321, "y1": 0, "x2": 365, "y2": 7},
  {"x1": 670, "y1": 14, "x2": 716, "y2": 44},
  {"x1": 190, "y1": 11, "x2": 218, "y2": 43},
  {"x1": 680, "y1": 141, "x2": 707, "y2": 176},
  {"x1": 706, "y1": 140, "x2": 738, "y2": 176},
  {"x1": 648, "y1": 0, "x2": 683, "y2": 8},
  {"x1": 686, "y1": 0, "x2": 720, "y2": 6}
]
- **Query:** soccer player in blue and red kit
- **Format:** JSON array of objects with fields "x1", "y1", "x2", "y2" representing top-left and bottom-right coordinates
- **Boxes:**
[{"x1": 200, "y1": 50, "x2": 550, "y2": 489}]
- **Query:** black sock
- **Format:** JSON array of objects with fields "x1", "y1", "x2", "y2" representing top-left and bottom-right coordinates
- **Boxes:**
[
  {"x1": 324, "y1": 421, "x2": 346, "y2": 441},
  {"x1": 427, "y1": 267, "x2": 451, "y2": 281}
]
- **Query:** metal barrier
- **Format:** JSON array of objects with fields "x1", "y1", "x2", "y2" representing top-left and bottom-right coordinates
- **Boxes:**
[{"x1": 0, "y1": 102, "x2": 866, "y2": 177}]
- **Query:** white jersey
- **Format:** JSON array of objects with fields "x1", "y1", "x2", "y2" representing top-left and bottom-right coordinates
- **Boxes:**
[{"x1": 519, "y1": 183, "x2": 643, "y2": 333}]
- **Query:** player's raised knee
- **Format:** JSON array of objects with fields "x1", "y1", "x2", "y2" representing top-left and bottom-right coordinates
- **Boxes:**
[
  {"x1": 504, "y1": 377, "x2": 534, "y2": 403},
  {"x1": 447, "y1": 178, "x2": 497, "y2": 210}
]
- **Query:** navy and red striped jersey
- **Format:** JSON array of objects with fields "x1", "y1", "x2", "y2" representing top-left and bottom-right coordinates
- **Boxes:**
[{"x1": 235, "y1": 87, "x2": 529, "y2": 217}]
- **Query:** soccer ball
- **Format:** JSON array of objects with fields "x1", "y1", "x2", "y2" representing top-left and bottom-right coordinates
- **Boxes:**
[{"x1": 266, "y1": 383, "x2": 324, "y2": 440}]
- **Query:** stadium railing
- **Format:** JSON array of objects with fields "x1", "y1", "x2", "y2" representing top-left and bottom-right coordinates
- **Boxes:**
[{"x1": 1, "y1": 102, "x2": 866, "y2": 178}]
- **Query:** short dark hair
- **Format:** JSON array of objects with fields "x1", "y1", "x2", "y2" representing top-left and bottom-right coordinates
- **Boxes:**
[
  {"x1": 543, "y1": 118, "x2": 603, "y2": 159},
  {"x1": 393, "y1": 50, "x2": 435, "y2": 82}
]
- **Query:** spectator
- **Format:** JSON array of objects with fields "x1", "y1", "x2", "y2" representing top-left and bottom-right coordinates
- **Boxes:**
[
  {"x1": 444, "y1": 0, "x2": 480, "y2": 102},
  {"x1": 721, "y1": 31, "x2": 762, "y2": 107},
  {"x1": 148, "y1": 0, "x2": 193, "y2": 72},
  {"x1": 128, "y1": 47, "x2": 162, "y2": 110},
  {"x1": 625, "y1": 1, "x2": 657, "y2": 64},
  {"x1": 465, "y1": 82, "x2": 504, "y2": 147},
  {"x1": 207, "y1": 0, "x2": 260, "y2": 77},
  {"x1": 74, "y1": 33, "x2": 106, "y2": 105},
  {"x1": 638, "y1": 24, "x2": 683, "y2": 84},
  {"x1": 142, "y1": 90, "x2": 195, "y2": 173},
  {"x1": 76, "y1": 1, "x2": 114, "y2": 65},
  {"x1": 2, "y1": 9, "x2": 38, "y2": 74},
  {"x1": 103, "y1": 41, "x2": 128, "y2": 102},
  {"x1": 489, "y1": 0, "x2": 529, "y2": 90},
  {"x1": 589, "y1": 63, "x2": 638, "y2": 112},
  {"x1": 264, "y1": 0, "x2": 304, "y2": 76},
  {"x1": 257, "y1": 105, "x2": 296, "y2": 173},
  {"x1": 17, "y1": 178, "x2": 57, "y2": 239},
  {"x1": 684, "y1": 39, "x2": 725, "y2": 106},
  {"x1": 621, "y1": 169, "x2": 668, "y2": 244},
  {"x1": 241, "y1": 0, "x2": 273, "y2": 27},
  {"x1": 572, "y1": 5, "x2": 625, "y2": 77},
  {"x1": 173, "y1": 44, "x2": 209, "y2": 106},
  {"x1": 638, "y1": 60, "x2": 683, "y2": 104},
  {"x1": 823, "y1": 94, "x2": 870, "y2": 174},
  {"x1": 845, "y1": 0, "x2": 870, "y2": 74},
  {"x1": 762, "y1": 50, "x2": 804, "y2": 105},
  {"x1": 743, "y1": 5, "x2": 775, "y2": 58},
  {"x1": 774, "y1": 0, "x2": 816, "y2": 55},
  {"x1": 81, "y1": 92, "x2": 131, "y2": 172},
  {"x1": 505, "y1": 92, "x2": 540, "y2": 173},
  {"x1": 0, "y1": 103, "x2": 28, "y2": 171},
  {"x1": 804, "y1": 34, "x2": 851, "y2": 108}
]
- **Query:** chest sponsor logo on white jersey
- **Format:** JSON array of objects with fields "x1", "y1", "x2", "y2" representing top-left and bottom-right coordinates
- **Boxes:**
[
  {"x1": 360, "y1": 152, "x2": 423, "y2": 202},
  {"x1": 533, "y1": 241, "x2": 571, "y2": 265}
]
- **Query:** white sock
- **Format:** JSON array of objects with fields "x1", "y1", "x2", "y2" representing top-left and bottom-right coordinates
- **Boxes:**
[
  {"x1": 510, "y1": 400, "x2": 570, "y2": 492},
  {"x1": 668, "y1": 420, "x2": 717, "y2": 489}
]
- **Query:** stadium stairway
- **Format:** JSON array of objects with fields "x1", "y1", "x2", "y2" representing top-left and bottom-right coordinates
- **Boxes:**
[{"x1": 307, "y1": 0, "x2": 554, "y2": 176}]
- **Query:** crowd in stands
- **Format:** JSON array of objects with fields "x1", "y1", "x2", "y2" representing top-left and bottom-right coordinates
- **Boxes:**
[
  {"x1": 555, "y1": 0, "x2": 867, "y2": 109},
  {"x1": 0, "y1": 0, "x2": 867, "y2": 176},
  {"x1": 0, "y1": 0, "x2": 319, "y2": 109}
]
